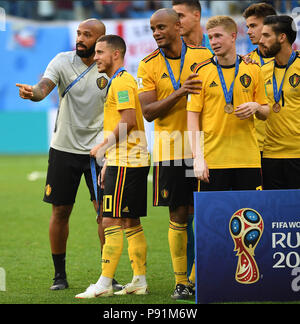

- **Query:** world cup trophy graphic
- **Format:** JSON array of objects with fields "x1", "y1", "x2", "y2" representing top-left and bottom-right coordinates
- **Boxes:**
[{"x1": 229, "y1": 208, "x2": 264, "y2": 284}]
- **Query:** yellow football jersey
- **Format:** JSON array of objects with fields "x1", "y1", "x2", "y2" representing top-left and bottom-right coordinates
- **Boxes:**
[
  {"x1": 137, "y1": 45, "x2": 212, "y2": 162},
  {"x1": 261, "y1": 53, "x2": 300, "y2": 158},
  {"x1": 247, "y1": 48, "x2": 274, "y2": 151},
  {"x1": 247, "y1": 48, "x2": 274, "y2": 67},
  {"x1": 104, "y1": 70, "x2": 150, "y2": 167},
  {"x1": 187, "y1": 56, "x2": 268, "y2": 169}
]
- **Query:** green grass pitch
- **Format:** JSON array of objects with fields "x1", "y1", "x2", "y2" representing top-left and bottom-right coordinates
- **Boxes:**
[
  {"x1": 0, "y1": 155, "x2": 185, "y2": 305},
  {"x1": 0, "y1": 155, "x2": 299, "y2": 305}
]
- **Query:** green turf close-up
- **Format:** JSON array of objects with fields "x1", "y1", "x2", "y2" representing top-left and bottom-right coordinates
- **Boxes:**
[{"x1": 0, "y1": 155, "x2": 299, "y2": 305}]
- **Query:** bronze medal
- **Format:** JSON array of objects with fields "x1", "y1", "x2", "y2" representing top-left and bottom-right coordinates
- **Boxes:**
[
  {"x1": 224, "y1": 103, "x2": 234, "y2": 114},
  {"x1": 273, "y1": 102, "x2": 281, "y2": 113}
]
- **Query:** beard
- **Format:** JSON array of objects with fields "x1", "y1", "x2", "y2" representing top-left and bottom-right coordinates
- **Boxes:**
[
  {"x1": 263, "y1": 41, "x2": 281, "y2": 58},
  {"x1": 76, "y1": 43, "x2": 96, "y2": 58}
]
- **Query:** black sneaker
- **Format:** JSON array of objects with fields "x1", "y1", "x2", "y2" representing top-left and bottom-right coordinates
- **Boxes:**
[
  {"x1": 171, "y1": 284, "x2": 193, "y2": 300},
  {"x1": 50, "y1": 275, "x2": 69, "y2": 290},
  {"x1": 112, "y1": 279, "x2": 123, "y2": 291},
  {"x1": 187, "y1": 279, "x2": 195, "y2": 295}
]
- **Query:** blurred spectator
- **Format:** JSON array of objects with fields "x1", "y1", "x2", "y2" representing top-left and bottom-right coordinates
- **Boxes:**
[
  {"x1": 146, "y1": 0, "x2": 162, "y2": 11},
  {"x1": 0, "y1": 1, "x2": 10, "y2": 13},
  {"x1": 3, "y1": 0, "x2": 299, "y2": 21},
  {"x1": 209, "y1": 1, "x2": 231, "y2": 15},
  {"x1": 161, "y1": 1, "x2": 173, "y2": 9},
  {"x1": 250, "y1": 0, "x2": 299, "y2": 13},
  {"x1": 74, "y1": 1, "x2": 95, "y2": 20},
  {"x1": 97, "y1": 1, "x2": 115, "y2": 19},
  {"x1": 55, "y1": 0, "x2": 74, "y2": 20},
  {"x1": 131, "y1": 0, "x2": 147, "y2": 13},
  {"x1": 273, "y1": 0, "x2": 299, "y2": 12},
  {"x1": 37, "y1": 1, "x2": 55, "y2": 21},
  {"x1": 8, "y1": 0, "x2": 37, "y2": 19},
  {"x1": 113, "y1": 1, "x2": 132, "y2": 18},
  {"x1": 129, "y1": 0, "x2": 162, "y2": 18}
]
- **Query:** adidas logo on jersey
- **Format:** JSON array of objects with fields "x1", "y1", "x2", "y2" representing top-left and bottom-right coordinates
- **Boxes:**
[
  {"x1": 209, "y1": 81, "x2": 218, "y2": 87},
  {"x1": 122, "y1": 206, "x2": 130, "y2": 213},
  {"x1": 161, "y1": 73, "x2": 169, "y2": 79}
]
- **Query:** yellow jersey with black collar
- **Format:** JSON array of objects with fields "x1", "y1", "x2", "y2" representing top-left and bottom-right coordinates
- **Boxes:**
[
  {"x1": 247, "y1": 48, "x2": 274, "y2": 151},
  {"x1": 247, "y1": 47, "x2": 274, "y2": 67},
  {"x1": 104, "y1": 70, "x2": 150, "y2": 167},
  {"x1": 187, "y1": 56, "x2": 268, "y2": 169},
  {"x1": 137, "y1": 45, "x2": 212, "y2": 163},
  {"x1": 261, "y1": 53, "x2": 300, "y2": 158}
]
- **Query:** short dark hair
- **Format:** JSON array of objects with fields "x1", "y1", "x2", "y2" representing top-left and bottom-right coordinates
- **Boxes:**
[
  {"x1": 243, "y1": 3, "x2": 277, "y2": 19},
  {"x1": 97, "y1": 34, "x2": 127, "y2": 57},
  {"x1": 264, "y1": 15, "x2": 297, "y2": 45},
  {"x1": 172, "y1": 0, "x2": 201, "y2": 14}
]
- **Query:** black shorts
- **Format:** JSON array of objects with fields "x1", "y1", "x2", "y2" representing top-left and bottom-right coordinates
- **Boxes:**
[
  {"x1": 199, "y1": 168, "x2": 262, "y2": 191},
  {"x1": 262, "y1": 158, "x2": 300, "y2": 190},
  {"x1": 102, "y1": 166, "x2": 150, "y2": 219},
  {"x1": 153, "y1": 159, "x2": 198, "y2": 210},
  {"x1": 43, "y1": 148, "x2": 101, "y2": 206}
]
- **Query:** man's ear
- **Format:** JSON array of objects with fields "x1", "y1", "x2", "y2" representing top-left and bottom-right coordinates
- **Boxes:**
[
  {"x1": 232, "y1": 32, "x2": 238, "y2": 42},
  {"x1": 113, "y1": 49, "x2": 120, "y2": 60},
  {"x1": 278, "y1": 33, "x2": 287, "y2": 44},
  {"x1": 194, "y1": 10, "x2": 201, "y2": 21}
]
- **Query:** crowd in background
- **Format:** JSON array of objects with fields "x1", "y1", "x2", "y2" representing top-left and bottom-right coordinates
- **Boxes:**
[{"x1": 0, "y1": 0, "x2": 297, "y2": 21}]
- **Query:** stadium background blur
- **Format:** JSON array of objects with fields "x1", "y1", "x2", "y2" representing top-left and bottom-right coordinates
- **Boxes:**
[{"x1": 0, "y1": 0, "x2": 300, "y2": 155}]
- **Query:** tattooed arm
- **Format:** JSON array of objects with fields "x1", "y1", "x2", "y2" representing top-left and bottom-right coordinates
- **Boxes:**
[{"x1": 16, "y1": 78, "x2": 56, "y2": 102}]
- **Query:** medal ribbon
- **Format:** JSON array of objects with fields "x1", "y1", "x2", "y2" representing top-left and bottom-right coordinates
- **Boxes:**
[
  {"x1": 273, "y1": 51, "x2": 296, "y2": 103},
  {"x1": 256, "y1": 48, "x2": 265, "y2": 67},
  {"x1": 159, "y1": 38, "x2": 187, "y2": 91},
  {"x1": 201, "y1": 34, "x2": 206, "y2": 47},
  {"x1": 62, "y1": 62, "x2": 96, "y2": 98},
  {"x1": 90, "y1": 157, "x2": 101, "y2": 216},
  {"x1": 106, "y1": 66, "x2": 126, "y2": 95},
  {"x1": 216, "y1": 55, "x2": 240, "y2": 105}
]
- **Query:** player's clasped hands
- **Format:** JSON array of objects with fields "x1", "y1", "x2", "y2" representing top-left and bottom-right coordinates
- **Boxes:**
[{"x1": 16, "y1": 83, "x2": 34, "y2": 99}]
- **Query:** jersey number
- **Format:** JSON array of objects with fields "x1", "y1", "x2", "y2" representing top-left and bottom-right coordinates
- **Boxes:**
[{"x1": 103, "y1": 195, "x2": 112, "y2": 212}]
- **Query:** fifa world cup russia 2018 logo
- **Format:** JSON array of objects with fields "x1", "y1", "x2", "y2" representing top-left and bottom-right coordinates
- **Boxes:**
[{"x1": 229, "y1": 208, "x2": 264, "y2": 284}]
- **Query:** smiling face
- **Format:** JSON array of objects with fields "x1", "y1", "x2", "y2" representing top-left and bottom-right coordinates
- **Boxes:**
[
  {"x1": 94, "y1": 41, "x2": 114, "y2": 74},
  {"x1": 150, "y1": 11, "x2": 181, "y2": 49}
]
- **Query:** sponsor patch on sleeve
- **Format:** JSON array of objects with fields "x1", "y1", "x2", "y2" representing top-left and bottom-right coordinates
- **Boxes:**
[
  {"x1": 118, "y1": 90, "x2": 130, "y2": 103},
  {"x1": 137, "y1": 78, "x2": 143, "y2": 89}
]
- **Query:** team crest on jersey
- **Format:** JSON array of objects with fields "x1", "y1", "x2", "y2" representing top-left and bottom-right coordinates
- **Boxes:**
[
  {"x1": 161, "y1": 189, "x2": 169, "y2": 199},
  {"x1": 240, "y1": 74, "x2": 252, "y2": 88},
  {"x1": 97, "y1": 76, "x2": 108, "y2": 90},
  {"x1": 289, "y1": 73, "x2": 300, "y2": 88}
]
